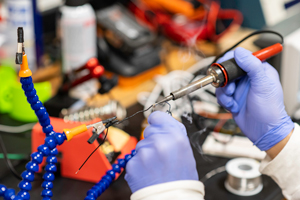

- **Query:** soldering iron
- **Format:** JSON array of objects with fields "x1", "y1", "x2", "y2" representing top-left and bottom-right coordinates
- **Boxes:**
[{"x1": 156, "y1": 43, "x2": 283, "y2": 105}]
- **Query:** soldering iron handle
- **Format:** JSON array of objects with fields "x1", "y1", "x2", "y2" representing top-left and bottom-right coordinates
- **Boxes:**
[
  {"x1": 211, "y1": 43, "x2": 283, "y2": 87},
  {"x1": 252, "y1": 43, "x2": 282, "y2": 61}
]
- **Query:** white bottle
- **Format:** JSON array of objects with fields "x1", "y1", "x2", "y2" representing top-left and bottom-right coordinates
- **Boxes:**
[
  {"x1": 60, "y1": 0, "x2": 97, "y2": 73},
  {"x1": 60, "y1": 0, "x2": 98, "y2": 100}
]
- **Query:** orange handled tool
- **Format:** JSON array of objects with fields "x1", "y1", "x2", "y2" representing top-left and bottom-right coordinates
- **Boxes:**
[{"x1": 252, "y1": 43, "x2": 282, "y2": 61}]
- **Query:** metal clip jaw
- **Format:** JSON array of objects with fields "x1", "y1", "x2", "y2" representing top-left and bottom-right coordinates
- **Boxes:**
[
  {"x1": 87, "y1": 121, "x2": 105, "y2": 144},
  {"x1": 87, "y1": 117, "x2": 118, "y2": 144}
]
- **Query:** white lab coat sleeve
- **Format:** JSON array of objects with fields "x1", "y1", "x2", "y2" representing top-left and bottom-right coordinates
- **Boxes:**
[
  {"x1": 260, "y1": 123, "x2": 300, "y2": 200},
  {"x1": 130, "y1": 180, "x2": 204, "y2": 200}
]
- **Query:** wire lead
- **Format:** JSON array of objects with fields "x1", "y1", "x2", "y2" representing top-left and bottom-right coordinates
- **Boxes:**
[
  {"x1": 76, "y1": 127, "x2": 110, "y2": 174},
  {"x1": 76, "y1": 102, "x2": 173, "y2": 172}
]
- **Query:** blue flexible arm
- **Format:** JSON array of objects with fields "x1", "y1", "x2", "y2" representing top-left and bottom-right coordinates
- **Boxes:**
[
  {"x1": 0, "y1": 76, "x2": 134, "y2": 200},
  {"x1": 0, "y1": 76, "x2": 67, "y2": 200},
  {"x1": 84, "y1": 150, "x2": 136, "y2": 200}
]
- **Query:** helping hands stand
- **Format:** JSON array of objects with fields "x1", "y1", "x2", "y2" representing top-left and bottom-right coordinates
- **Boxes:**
[{"x1": 0, "y1": 27, "x2": 136, "y2": 200}]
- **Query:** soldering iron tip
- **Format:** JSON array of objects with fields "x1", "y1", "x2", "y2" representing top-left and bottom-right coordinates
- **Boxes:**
[{"x1": 154, "y1": 95, "x2": 174, "y2": 106}]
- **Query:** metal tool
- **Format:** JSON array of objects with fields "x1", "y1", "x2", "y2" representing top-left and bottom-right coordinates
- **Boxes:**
[
  {"x1": 61, "y1": 100, "x2": 126, "y2": 123},
  {"x1": 155, "y1": 43, "x2": 283, "y2": 105},
  {"x1": 87, "y1": 117, "x2": 118, "y2": 144}
]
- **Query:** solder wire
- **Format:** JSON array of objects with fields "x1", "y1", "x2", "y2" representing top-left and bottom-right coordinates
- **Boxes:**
[{"x1": 114, "y1": 104, "x2": 154, "y2": 125}]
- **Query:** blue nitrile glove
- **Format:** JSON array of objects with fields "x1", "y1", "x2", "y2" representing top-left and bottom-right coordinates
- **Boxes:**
[
  {"x1": 216, "y1": 47, "x2": 294, "y2": 151},
  {"x1": 125, "y1": 111, "x2": 198, "y2": 193}
]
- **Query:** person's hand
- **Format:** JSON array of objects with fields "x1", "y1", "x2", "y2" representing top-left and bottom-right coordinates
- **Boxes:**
[
  {"x1": 125, "y1": 111, "x2": 198, "y2": 193},
  {"x1": 216, "y1": 47, "x2": 294, "y2": 151}
]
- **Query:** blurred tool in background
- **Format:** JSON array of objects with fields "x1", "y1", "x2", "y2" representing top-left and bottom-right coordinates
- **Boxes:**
[
  {"x1": 61, "y1": 100, "x2": 127, "y2": 123},
  {"x1": 59, "y1": 57, "x2": 104, "y2": 100},
  {"x1": 44, "y1": 57, "x2": 118, "y2": 117},
  {"x1": 59, "y1": 57, "x2": 118, "y2": 97},
  {"x1": 129, "y1": 0, "x2": 243, "y2": 45},
  {"x1": 59, "y1": 58, "x2": 104, "y2": 93},
  {"x1": 96, "y1": 3, "x2": 161, "y2": 77}
]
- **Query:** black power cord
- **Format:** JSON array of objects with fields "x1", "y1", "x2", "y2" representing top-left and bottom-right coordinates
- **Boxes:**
[{"x1": 211, "y1": 30, "x2": 284, "y2": 64}]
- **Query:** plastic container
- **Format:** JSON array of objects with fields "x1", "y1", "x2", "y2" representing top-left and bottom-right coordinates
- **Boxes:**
[
  {"x1": 60, "y1": 0, "x2": 98, "y2": 100},
  {"x1": 60, "y1": 0, "x2": 97, "y2": 73}
]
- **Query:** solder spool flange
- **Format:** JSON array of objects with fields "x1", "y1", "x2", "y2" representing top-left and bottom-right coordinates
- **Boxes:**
[{"x1": 225, "y1": 157, "x2": 263, "y2": 196}]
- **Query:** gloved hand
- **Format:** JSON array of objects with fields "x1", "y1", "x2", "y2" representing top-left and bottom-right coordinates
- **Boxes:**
[
  {"x1": 216, "y1": 47, "x2": 294, "y2": 151},
  {"x1": 125, "y1": 111, "x2": 198, "y2": 193}
]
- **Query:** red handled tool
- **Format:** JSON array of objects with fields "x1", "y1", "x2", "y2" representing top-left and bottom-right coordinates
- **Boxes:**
[
  {"x1": 156, "y1": 43, "x2": 283, "y2": 104},
  {"x1": 61, "y1": 58, "x2": 105, "y2": 92},
  {"x1": 129, "y1": 1, "x2": 243, "y2": 44}
]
